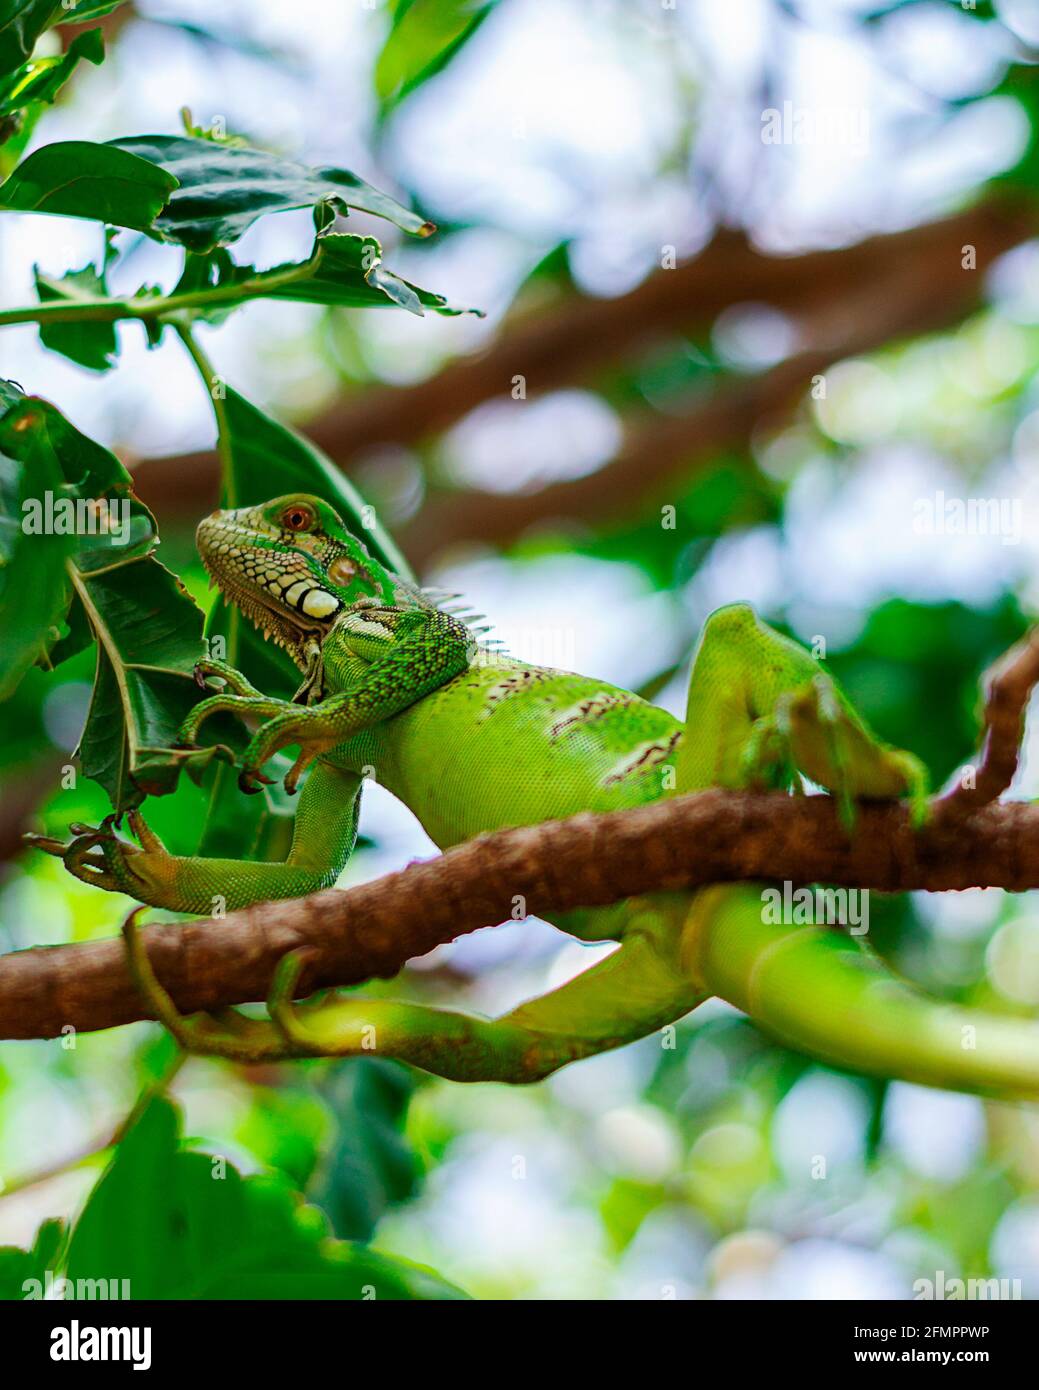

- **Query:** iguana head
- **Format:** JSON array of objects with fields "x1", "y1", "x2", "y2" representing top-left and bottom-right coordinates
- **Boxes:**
[{"x1": 197, "y1": 493, "x2": 401, "y2": 663}]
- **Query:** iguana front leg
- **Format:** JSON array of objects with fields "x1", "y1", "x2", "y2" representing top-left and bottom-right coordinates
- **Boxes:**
[
  {"x1": 177, "y1": 649, "x2": 326, "y2": 746},
  {"x1": 183, "y1": 607, "x2": 474, "y2": 795},
  {"x1": 176, "y1": 660, "x2": 297, "y2": 778},
  {"x1": 30, "y1": 762, "x2": 364, "y2": 914},
  {"x1": 31, "y1": 607, "x2": 473, "y2": 911}
]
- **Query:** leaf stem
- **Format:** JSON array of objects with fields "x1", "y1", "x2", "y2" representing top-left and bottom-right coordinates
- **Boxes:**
[
  {"x1": 0, "y1": 256, "x2": 318, "y2": 329},
  {"x1": 173, "y1": 320, "x2": 237, "y2": 506}
]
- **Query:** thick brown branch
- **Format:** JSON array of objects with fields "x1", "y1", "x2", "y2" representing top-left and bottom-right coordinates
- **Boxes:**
[
  {"x1": 938, "y1": 628, "x2": 1039, "y2": 817},
  {"x1": 3, "y1": 791, "x2": 1039, "y2": 1041}
]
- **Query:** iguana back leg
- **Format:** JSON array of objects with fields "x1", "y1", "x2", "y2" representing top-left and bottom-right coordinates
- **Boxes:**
[
  {"x1": 664, "y1": 608, "x2": 1039, "y2": 1099},
  {"x1": 675, "y1": 602, "x2": 926, "y2": 811},
  {"x1": 122, "y1": 899, "x2": 706, "y2": 1081}
]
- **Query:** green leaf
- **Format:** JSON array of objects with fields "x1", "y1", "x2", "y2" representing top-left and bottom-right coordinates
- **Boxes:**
[
  {"x1": 0, "y1": 0, "x2": 116, "y2": 82},
  {"x1": 376, "y1": 0, "x2": 497, "y2": 116},
  {"x1": 169, "y1": 246, "x2": 241, "y2": 326},
  {"x1": 0, "y1": 133, "x2": 437, "y2": 249},
  {"x1": 0, "y1": 0, "x2": 125, "y2": 79},
  {"x1": 238, "y1": 1087, "x2": 333, "y2": 1190},
  {"x1": 72, "y1": 553, "x2": 213, "y2": 806},
  {"x1": 108, "y1": 133, "x2": 435, "y2": 251},
  {"x1": 178, "y1": 231, "x2": 479, "y2": 322},
  {"x1": 0, "y1": 0, "x2": 58, "y2": 79},
  {"x1": 0, "y1": 1218, "x2": 65, "y2": 1300},
  {"x1": 0, "y1": 100, "x2": 36, "y2": 173},
  {"x1": 309, "y1": 1060, "x2": 421, "y2": 1241},
  {"x1": 0, "y1": 380, "x2": 74, "y2": 698},
  {"x1": 0, "y1": 139, "x2": 178, "y2": 229},
  {"x1": 35, "y1": 259, "x2": 118, "y2": 370},
  {"x1": 65, "y1": 1098, "x2": 466, "y2": 1299},
  {"x1": 264, "y1": 231, "x2": 476, "y2": 316},
  {"x1": 0, "y1": 387, "x2": 211, "y2": 808},
  {"x1": 0, "y1": 25, "x2": 102, "y2": 117}
]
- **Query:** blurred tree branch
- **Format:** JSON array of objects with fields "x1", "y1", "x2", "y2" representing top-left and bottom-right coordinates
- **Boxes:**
[
  {"x1": 4, "y1": 790, "x2": 1039, "y2": 1040},
  {"x1": 56, "y1": 3, "x2": 136, "y2": 50},
  {"x1": 0, "y1": 757, "x2": 65, "y2": 870},
  {"x1": 134, "y1": 193, "x2": 1038, "y2": 563}
]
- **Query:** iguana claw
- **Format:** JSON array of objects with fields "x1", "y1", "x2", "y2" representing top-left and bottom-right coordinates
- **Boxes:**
[
  {"x1": 190, "y1": 658, "x2": 265, "y2": 697},
  {"x1": 238, "y1": 768, "x2": 275, "y2": 794},
  {"x1": 25, "y1": 810, "x2": 181, "y2": 902},
  {"x1": 68, "y1": 818, "x2": 117, "y2": 838}
]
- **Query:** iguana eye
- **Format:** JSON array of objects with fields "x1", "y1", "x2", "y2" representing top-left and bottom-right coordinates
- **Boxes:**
[{"x1": 281, "y1": 504, "x2": 315, "y2": 533}]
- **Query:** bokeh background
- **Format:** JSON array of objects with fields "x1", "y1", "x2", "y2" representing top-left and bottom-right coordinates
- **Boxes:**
[{"x1": 4, "y1": 0, "x2": 1039, "y2": 1299}]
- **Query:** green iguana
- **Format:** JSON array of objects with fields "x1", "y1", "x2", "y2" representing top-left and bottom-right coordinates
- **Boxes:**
[{"x1": 28, "y1": 494, "x2": 1039, "y2": 1095}]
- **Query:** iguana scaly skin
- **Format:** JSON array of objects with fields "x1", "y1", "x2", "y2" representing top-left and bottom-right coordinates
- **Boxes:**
[{"x1": 35, "y1": 494, "x2": 1039, "y2": 1097}]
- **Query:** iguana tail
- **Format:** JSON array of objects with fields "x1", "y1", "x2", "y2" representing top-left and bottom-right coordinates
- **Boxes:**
[{"x1": 689, "y1": 887, "x2": 1039, "y2": 1100}]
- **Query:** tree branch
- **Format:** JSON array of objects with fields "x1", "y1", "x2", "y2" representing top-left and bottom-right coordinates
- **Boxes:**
[
  {"x1": 5, "y1": 202, "x2": 1036, "y2": 1045},
  {"x1": 937, "y1": 627, "x2": 1039, "y2": 818},
  {"x1": 131, "y1": 193, "x2": 1038, "y2": 560},
  {"x1": 4, "y1": 790, "x2": 1039, "y2": 1042},
  {"x1": 0, "y1": 756, "x2": 65, "y2": 869},
  {"x1": 394, "y1": 217, "x2": 1028, "y2": 562}
]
